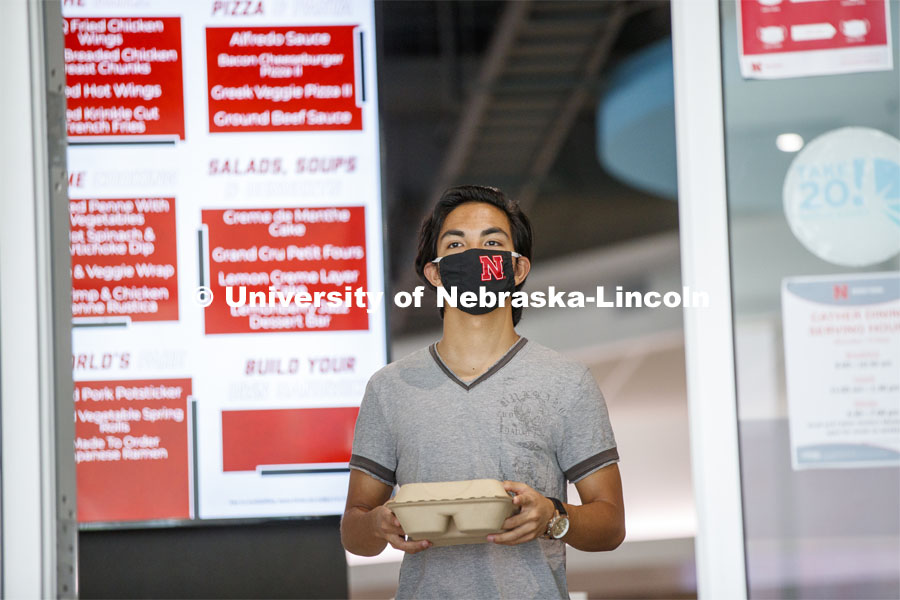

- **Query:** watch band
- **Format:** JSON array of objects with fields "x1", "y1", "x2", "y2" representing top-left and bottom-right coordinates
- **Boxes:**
[
  {"x1": 547, "y1": 497, "x2": 566, "y2": 516},
  {"x1": 543, "y1": 497, "x2": 567, "y2": 539}
]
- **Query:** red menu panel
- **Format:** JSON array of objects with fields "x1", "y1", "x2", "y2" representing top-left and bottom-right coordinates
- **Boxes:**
[
  {"x1": 75, "y1": 378, "x2": 191, "y2": 522},
  {"x1": 70, "y1": 197, "x2": 179, "y2": 322},
  {"x1": 205, "y1": 25, "x2": 361, "y2": 133},
  {"x1": 221, "y1": 406, "x2": 358, "y2": 471},
  {"x1": 64, "y1": 17, "x2": 185, "y2": 139},
  {"x1": 201, "y1": 206, "x2": 369, "y2": 334}
]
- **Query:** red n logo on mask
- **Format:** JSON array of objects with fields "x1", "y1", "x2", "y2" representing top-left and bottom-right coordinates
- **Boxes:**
[{"x1": 479, "y1": 255, "x2": 504, "y2": 281}]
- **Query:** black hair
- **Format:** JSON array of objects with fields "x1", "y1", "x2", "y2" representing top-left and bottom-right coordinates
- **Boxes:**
[{"x1": 414, "y1": 185, "x2": 534, "y2": 325}]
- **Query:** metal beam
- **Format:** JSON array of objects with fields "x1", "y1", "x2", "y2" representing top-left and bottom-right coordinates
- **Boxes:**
[
  {"x1": 428, "y1": 0, "x2": 532, "y2": 201},
  {"x1": 516, "y1": 3, "x2": 630, "y2": 210}
]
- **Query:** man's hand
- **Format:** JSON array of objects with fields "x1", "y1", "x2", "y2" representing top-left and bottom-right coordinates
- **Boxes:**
[
  {"x1": 372, "y1": 505, "x2": 431, "y2": 554},
  {"x1": 487, "y1": 481, "x2": 556, "y2": 546}
]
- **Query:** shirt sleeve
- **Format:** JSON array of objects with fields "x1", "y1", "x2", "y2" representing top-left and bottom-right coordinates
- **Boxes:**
[
  {"x1": 557, "y1": 368, "x2": 619, "y2": 483},
  {"x1": 348, "y1": 380, "x2": 397, "y2": 486}
]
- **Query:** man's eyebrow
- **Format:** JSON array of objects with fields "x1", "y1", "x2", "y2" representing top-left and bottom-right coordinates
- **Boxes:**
[
  {"x1": 438, "y1": 227, "x2": 510, "y2": 241},
  {"x1": 439, "y1": 229, "x2": 465, "y2": 241},
  {"x1": 481, "y1": 227, "x2": 510, "y2": 238}
]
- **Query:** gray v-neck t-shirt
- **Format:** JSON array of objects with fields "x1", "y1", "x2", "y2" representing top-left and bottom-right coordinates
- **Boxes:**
[{"x1": 348, "y1": 337, "x2": 619, "y2": 599}]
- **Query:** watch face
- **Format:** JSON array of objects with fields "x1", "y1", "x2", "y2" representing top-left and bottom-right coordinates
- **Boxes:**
[{"x1": 550, "y1": 516, "x2": 569, "y2": 539}]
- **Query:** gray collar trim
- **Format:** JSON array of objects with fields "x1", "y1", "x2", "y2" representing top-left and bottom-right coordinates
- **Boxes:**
[{"x1": 428, "y1": 337, "x2": 528, "y2": 391}]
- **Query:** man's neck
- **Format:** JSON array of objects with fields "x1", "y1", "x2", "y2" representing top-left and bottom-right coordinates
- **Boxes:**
[{"x1": 435, "y1": 308, "x2": 520, "y2": 381}]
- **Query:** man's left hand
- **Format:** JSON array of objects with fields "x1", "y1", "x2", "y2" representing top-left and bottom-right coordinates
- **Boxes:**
[{"x1": 487, "y1": 481, "x2": 556, "y2": 545}]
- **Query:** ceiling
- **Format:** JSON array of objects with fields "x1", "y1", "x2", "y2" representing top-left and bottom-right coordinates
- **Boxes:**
[{"x1": 375, "y1": 0, "x2": 678, "y2": 336}]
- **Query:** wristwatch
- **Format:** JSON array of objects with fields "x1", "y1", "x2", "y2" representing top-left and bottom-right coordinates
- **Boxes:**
[{"x1": 543, "y1": 497, "x2": 569, "y2": 540}]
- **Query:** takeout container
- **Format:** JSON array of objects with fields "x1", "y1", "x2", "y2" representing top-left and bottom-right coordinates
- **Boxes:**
[{"x1": 385, "y1": 479, "x2": 516, "y2": 547}]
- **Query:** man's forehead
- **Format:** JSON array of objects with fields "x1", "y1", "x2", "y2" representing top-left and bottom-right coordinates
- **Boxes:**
[{"x1": 440, "y1": 202, "x2": 511, "y2": 235}]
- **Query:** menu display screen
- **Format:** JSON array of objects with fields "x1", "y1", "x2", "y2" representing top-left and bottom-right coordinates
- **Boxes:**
[{"x1": 63, "y1": 0, "x2": 386, "y2": 526}]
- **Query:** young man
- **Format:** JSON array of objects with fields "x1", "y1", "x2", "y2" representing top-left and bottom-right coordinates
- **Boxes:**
[{"x1": 341, "y1": 186, "x2": 624, "y2": 599}]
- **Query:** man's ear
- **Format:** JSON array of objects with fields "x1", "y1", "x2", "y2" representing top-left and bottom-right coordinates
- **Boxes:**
[
  {"x1": 513, "y1": 256, "x2": 531, "y2": 285},
  {"x1": 423, "y1": 262, "x2": 442, "y2": 288}
]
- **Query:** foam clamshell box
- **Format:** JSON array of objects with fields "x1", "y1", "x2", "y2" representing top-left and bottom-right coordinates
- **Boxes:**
[{"x1": 385, "y1": 479, "x2": 518, "y2": 547}]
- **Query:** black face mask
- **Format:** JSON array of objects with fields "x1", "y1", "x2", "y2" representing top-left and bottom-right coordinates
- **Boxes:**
[{"x1": 432, "y1": 248, "x2": 521, "y2": 315}]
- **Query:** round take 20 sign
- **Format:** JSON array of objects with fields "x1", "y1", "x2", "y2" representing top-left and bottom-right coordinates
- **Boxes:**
[{"x1": 783, "y1": 127, "x2": 900, "y2": 267}]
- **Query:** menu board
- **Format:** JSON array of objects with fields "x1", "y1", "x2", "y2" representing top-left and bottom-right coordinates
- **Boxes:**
[
  {"x1": 64, "y1": 0, "x2": 386, "y2": 525},
  {"x1": 201, "y1": 206, "x2": 369, "y2": 334},
  {"x1": 205, "y1": 25, "x2": 362, "y2": 132},
  {"x1": 70, "y1": 197, "x2": 179, "y2": 322},
  {"x1": 64, "y1": 16, "x2": 185, "y2": 139}
]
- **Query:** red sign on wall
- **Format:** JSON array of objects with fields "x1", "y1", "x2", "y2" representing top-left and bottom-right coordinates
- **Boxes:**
[
  {"x1": 70, "y1": 197, "x2": 179, "y2": 323},
  {"x1": 205, "y1": 25, "x2": 362, "y2": 133},
  {"x1": 221, "y1": 406, "x2": 358, "y2": 472},
  {"x1": 64, "y1": 17, "x2": 185, "y2": 140},
  {"x1": 737, "y1": 0, "x2": 893, "y2": 79},
  {"x1": 201, "y1": 206, "x2": 369, "y2": 334},
  {"x1": 75, "y1": 378, "x2": 191, "y2": 523}
]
